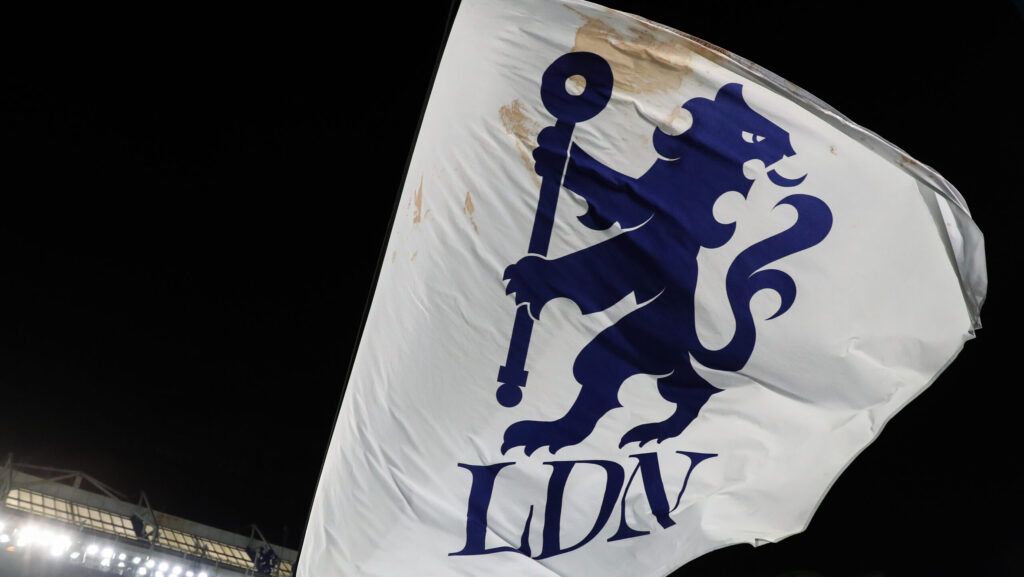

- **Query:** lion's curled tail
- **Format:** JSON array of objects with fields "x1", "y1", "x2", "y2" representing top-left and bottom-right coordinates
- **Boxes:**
[{"x1": 692, "y1": 194, "x2": 832, "y2": 372}]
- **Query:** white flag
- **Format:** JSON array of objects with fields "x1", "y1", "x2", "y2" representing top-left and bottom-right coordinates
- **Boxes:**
[{"x1": 298, "y1": 0, "x2": 986, "y2": 575}]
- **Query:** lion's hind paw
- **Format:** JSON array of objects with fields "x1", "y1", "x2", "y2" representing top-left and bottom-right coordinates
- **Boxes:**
[
  {"x1": 619, "y1": 423, "x2": 669, "y2": 449},
  {"x1": 502, "y1": 419, "x2": 586, "y2": 456}
]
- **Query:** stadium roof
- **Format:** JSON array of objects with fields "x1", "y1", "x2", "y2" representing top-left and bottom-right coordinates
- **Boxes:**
[{"x1": 1, "y1": 456, "x2": 296, "y2": 577}]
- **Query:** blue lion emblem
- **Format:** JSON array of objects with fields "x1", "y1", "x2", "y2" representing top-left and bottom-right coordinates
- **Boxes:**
[{"x1": 496, "y1": 52, "x2": 832, "y2": 455}]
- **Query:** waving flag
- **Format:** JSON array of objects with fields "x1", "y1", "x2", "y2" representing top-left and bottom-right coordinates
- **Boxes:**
[{"x1": 298, "y1": 0, "x2": 986, "y2": 575}]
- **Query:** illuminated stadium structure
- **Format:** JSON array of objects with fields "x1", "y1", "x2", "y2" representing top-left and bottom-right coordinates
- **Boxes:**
[{"x1": 0, "y1": 456, "x2": 296, "y2": 577}]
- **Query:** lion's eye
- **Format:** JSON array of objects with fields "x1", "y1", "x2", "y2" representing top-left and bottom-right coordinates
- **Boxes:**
[{"x1": 742, "y1": 131, "x2": 767, "y2": 144}]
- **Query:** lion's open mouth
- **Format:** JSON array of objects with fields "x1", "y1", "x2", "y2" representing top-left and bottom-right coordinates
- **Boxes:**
[{"x1": 765, "y1": 158, "x2": 806, "y2": 187}]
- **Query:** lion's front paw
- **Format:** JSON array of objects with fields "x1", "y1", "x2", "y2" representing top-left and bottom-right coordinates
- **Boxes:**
[
  {"x1": 533, "y1": 126, "x2": 566, "y2": 180},
  {"x1": 503, "y1": 255, "x2": 552, "y2": 319}
]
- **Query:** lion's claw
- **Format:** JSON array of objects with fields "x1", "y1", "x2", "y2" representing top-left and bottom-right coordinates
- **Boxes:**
[
  {"x1": 502, "y1": 419, "x2": 587, "y2": 455},
  {"x1": 619, "y1": 423, "x2": 678, "y2": 448}
]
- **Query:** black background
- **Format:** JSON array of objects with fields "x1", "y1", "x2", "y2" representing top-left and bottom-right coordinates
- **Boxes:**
[{"x1": 1, "y1": 2, "x2": 1020, "y2": 576}]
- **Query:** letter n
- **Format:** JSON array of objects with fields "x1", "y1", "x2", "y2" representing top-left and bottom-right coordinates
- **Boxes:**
[{"x1": 609, "y1": 451, "x2": 716, "y2": 542}]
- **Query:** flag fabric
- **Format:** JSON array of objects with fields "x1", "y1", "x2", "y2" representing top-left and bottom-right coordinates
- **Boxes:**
[{"x1": 298, "y1": 0, "x2": 986, "y2": 575}]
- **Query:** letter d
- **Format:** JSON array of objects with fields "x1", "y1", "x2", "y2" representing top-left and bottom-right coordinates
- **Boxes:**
[{"x1": 536, "y1": 460, "x2": 624, "y2": 559}]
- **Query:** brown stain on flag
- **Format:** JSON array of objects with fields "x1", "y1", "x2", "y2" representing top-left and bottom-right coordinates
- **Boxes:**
[
  {"x1": 570, "y1": 8, "x2": 695, "y2": 94},
  {"x1": 412, "y1": 176, "x2": 425, "y2": 224},
  {"x1": 499, "y1": 100, "x2": 542, "y2": 187},
  {"x1": 463, "y1": 191, "x2": 479, "y2": 234}
]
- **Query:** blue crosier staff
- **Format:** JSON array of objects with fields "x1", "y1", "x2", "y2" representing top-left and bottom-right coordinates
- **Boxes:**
[{"x1": 497, "y1": 52, "x2": 613, "y2": 408}]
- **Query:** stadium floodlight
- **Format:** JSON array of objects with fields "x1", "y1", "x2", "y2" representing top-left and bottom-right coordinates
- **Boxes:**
[
  {"x1": 186, "y1": 571, "x2": 194, "y2": 577},
  {"x1": 70, "y1": 551, "x2": 81, "y2": 559},
  {"x1": 49, "y1": 536, "x2": 71, "y2": 557},
  {"x1": 86, "y1": 544, "x2": 99, "y2": 555},
  {"x1": 102, "y1": 547, "x2": 115, "y2": 559},
  {"x1": 197, "y1": 572, "x2": 208, "y2": 577},
  {"x1": 138, "y1": 569, "x2": 148, "y2": 576},
  {"x1": 119, "y1": 552, "x2": 127, "y2": 561},
  {"x1": 156, "y1": 572, "x2": 165, "y2": 577},
  {"x1": 49, "y1": 538, "x2": 69, "y2": 556},
  {"x1": 146, "y1": 559, "x2": 156, "y2": 568},
  {"x1": 0, "y1": 535, "x2": 8, "y2": 544},
  {"x1": 101, "y1": 558, "x2": 111, "y2": 567},
  {"x1": 119, "y1": 562, "x2": 126, "y2": 568},
  {"x1": 159, "y1": 561, "x2": 170, "y2": 571},
  {"x1": 172, "y1": 565, "x2": 182, "y2": 575},
  {"x1": 133, "y1": 556, "x2": 142, "y2": 564}
]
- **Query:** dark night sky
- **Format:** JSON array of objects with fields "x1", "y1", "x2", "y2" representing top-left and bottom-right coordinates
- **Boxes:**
[{"x1": 1, "y1": 2, "x2": 1021, "y2": 576}]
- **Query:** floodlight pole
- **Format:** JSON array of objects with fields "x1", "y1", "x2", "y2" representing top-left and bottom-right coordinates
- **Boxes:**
[
  {"x1": 0, "y1": 453, "x2": 11, "y2": 498},
  {"x1": 249, "y1": 524, "x2": 273, "y2": 551},
  {"x1": 137, "y1": 491, "x2": 161, "y2": 543}
]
